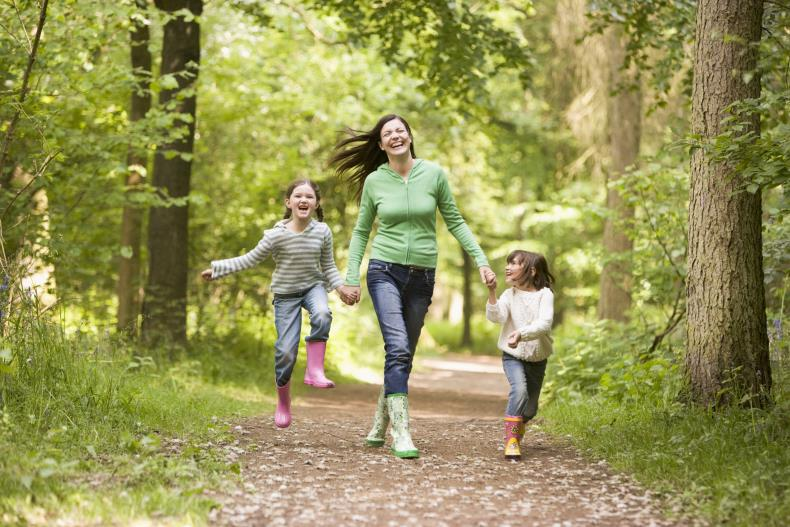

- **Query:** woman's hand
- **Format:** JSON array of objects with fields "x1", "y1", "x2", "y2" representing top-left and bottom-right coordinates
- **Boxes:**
[
  {"x1": 507, "y1": 330, "x2": 520, "y2": 348},
  {"x1": 200, "y1": 268, "x2": 213, "y2": 282},
  {"x1": 479, "y1": 265, "x2": 496, "y2": 287}
]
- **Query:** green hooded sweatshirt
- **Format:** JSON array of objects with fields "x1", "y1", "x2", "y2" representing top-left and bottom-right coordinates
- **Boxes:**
[{"x1": 345, "y1": 159, "x2": 488, "y2": 286}]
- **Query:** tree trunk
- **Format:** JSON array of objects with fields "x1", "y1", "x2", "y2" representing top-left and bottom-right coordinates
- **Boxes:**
[
  {"x1": 686, "y1": 0, "x2": 770, "y2": 407},
  {"x1": 598, "y1": 28, "x2": 640, "y2": 322},
  {"x1": 141, "y1": 0, "x2": 202, "y2": 346},
  {"x1": 117, "y1": 0, "x2": 152, "y2": 336},
  {"x1": 461, "y1": 249, "x2": 472, "y2": 347}
]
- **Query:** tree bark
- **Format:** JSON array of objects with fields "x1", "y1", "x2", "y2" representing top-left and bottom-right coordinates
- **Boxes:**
[
  {"x1": 598, "y1": 28, "x2": 640, "y2": 322},
  {"x1": 141, "y1": 0, "x2": 202, "y2": 346},
  {"x1": 686, "y1": 0, "x2": 770, "y2": 407},
  {"x1": 461, "y1": 249, "x2": 472, "y2": 347},
  {"x1": 117, "y1": 0, "x2": 152, "y2": 336}
]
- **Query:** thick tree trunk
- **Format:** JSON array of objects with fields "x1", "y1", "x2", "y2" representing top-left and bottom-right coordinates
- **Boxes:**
[
  {"x1": 461, "y1": 249, "x2": 472, "y2": 347},
  {"x1": 141, "y1": 0, "x2": 202, "y2": 345},
  {"x1": 598, "y1": 28, "x2": 640, "y2": 322},
  {"x1": 117, "y1": 0, "x2": 152, "y2": 335},
  {"x1": 686, "y1": 0, "x2": 770, "y2": 407}
]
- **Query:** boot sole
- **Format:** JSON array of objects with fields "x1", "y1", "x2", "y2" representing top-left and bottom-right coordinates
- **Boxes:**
[
  {"x1": 391, "y1": 448, "x2": 419, "y2": 459},
  {"x1": 303, "y1": 380, "x2": 335, "y2": 388},
  {"x1": 365, "y1": 438, "x2": 385, "y2": 447}
]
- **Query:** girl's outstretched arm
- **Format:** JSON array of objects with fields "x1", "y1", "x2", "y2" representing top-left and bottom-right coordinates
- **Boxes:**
[{"x1": 210, "y1": 230, "x2": 275, "y2": 280}]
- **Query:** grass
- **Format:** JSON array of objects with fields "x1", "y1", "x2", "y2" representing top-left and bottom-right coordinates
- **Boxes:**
[
  {"x1": 0, "y1": 318, "x2": 272, "y2": 526},
  {"x1": 534, "y1": 318, "x2": 790, "y2": 527},
  {"x1": 0, "y1": 296, "x2": 373, "y2": 526},
  {"x1": 541, "y1": 395, "x2": 790, "y2": 526}
]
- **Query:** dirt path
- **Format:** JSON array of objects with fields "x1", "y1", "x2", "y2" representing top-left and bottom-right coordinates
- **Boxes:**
[{"x1": 208, "y1": 355, "x2": 680, "y2": 526}]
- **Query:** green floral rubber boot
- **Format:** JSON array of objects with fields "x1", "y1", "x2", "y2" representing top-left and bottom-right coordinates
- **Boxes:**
[
  {"x1": 365, "y1": 386, "x2": 389, "y2": 447},
  {"x1": 386, "y1": 393, "x2": 419, "y2": 459}
]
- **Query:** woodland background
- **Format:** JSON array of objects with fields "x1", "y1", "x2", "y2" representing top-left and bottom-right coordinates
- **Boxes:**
[{"x1": 0, "y1": 0, "x2": 787, "y2": 525}]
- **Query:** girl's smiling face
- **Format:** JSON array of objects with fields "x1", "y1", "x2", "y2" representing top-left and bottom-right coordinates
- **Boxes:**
[
  {"x1": 285, "y1": 183, "x2": 318, "y2": 220},
  {"x1": 505, "y1": 257, "x2": 526, "y2": 286}
]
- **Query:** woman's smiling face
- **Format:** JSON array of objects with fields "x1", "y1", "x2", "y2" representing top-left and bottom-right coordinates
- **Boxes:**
[{"x1": 379, "y1": 118, "x2": 412, "y2": 157}]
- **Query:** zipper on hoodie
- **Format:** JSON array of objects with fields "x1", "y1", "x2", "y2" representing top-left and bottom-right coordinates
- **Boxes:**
[{"x1": 385, "y1": 161, "x2": 418, "y2": 265}]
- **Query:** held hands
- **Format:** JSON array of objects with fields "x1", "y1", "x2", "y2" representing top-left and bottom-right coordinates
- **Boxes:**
[
  {"x1": 336, "y1": 285, "x2": 361, "y2": 306},
  {"x1": 479, "y1": 265, "x2": 496, "y2": 288},
  {"x1": 200, "y1": 268, "x2": 213, "y2": 282},
  {"x1": 507, "y1": 330, "x2": 521, "y2": 349}
]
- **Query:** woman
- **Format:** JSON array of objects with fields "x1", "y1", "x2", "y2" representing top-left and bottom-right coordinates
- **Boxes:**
[{"x1": 330, "y1": 114, "x2": 496, "y2": 458}]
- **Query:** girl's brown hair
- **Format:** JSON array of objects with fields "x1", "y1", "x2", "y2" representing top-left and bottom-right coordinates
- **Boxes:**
[
  {"x1": 507, "y1": 250, "x2": 555, "y2": 291},
  {"x1": 283, "y1": 179, "x2": 324, "y2": 221}
]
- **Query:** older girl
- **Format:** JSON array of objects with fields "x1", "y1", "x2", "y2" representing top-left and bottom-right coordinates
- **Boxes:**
[{"x1": 201, "y1": 180, "x2": 357, "y2": 428}]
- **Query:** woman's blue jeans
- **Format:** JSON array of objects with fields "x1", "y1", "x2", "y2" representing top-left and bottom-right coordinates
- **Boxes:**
[
  {"x1": 502, "y1": 353, "x2": 547, "y2": 420},
  {"x1": 272, "y1": 284, "x2": 332, "y2": 387},
  {"x1": 366, "y1": 259, "x2": 435, "y2": 395}
]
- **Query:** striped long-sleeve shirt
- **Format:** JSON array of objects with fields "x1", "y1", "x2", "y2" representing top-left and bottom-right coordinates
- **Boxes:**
[{"x1": 210, "y1": 219, "x2": 344, "y2": 294}]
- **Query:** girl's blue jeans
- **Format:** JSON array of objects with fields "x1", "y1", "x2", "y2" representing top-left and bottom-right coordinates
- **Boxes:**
[
  {"x1": 366, "y1": 259, "x2": 435, "y2": 395},
  {"x1": 272, "y1": 283, "x2": 332, "y2": 387},
  {"x1": 502, "y1": 353, "x2": 547, "y2": 420}
]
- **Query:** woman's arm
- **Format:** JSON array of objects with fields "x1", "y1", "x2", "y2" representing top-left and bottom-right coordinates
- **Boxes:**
[
  {"x1": 435, "y1": 171, "x2": 489, "y2": 268},
  {"x1": 345, "y1": 181, "x2": 376, "y2": 286}
]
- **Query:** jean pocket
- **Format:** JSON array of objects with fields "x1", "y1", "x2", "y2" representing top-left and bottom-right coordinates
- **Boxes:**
[
  {"x1": 424, "y1": 269, "x2": 436, "y2": 287},
  {"x1": 368, "y1": 260, "x2": 390, "y2": 273}
]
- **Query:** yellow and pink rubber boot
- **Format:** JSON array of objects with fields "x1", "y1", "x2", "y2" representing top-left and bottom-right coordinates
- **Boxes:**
[{"x1": 504, "y1": 416, "x2": 523, "y2": 460}]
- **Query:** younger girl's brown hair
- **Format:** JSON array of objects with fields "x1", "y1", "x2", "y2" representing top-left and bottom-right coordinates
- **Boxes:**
[
  {"x1": 282, "y1": 179, "x2": 324, "y2": 221},
  {"x1": 507, "y1": 250, "x2": 555, "y2": 291}
]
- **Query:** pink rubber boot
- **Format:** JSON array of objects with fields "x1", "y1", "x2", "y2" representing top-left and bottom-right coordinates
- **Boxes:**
[
  {"x1": 303, "y1": 341, "x2": 335, "y2": 388},
  {"x1": 274, "y1": 381, "x2": 291, "y2": 428}
]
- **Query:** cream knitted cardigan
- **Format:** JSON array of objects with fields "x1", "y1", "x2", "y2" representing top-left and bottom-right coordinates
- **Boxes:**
[{"x1": 485, "y1": 287, "x2": 554, "y2": 361}]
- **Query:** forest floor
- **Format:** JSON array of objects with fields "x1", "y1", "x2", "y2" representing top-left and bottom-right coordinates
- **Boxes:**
[{"x1": 206, "y1": 354, "x2": 692, "y2": 527}]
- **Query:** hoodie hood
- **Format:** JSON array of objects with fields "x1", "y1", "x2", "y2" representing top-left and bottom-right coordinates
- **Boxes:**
[{"x1": 377, "y1": 159, "x2": 424, "y2": 179}]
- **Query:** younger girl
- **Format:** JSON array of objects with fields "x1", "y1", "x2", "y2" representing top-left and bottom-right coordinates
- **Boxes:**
[
  {"x1": 201, "y1": 179, "x2": 358, "y2": 429},
  {"x1": 485, "y1": 250, "x2": 555, "y2": 460}
]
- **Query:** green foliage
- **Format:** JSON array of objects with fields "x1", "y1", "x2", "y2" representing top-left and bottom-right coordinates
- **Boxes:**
[
  {"x1": 545, "y1": 321, "x2": 682, "y2": 403},
  {"x1": 586, "y1": 0, "x2": 695, "y2": 104},
  {"x1": 541, "y1": 381, "x2": 790, "y2": 526},
  {"x1": 0, "y1": 316, "x2": 266, "y2": 524},
  {"x1": 304, "y1": 0, "x2": 534, "y2": 106}
]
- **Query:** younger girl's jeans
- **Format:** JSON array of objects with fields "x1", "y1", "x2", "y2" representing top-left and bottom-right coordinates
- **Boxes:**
[
  {"x1": 502, "y1": 353, "x2": 547, "y2": 420},
  {"x1": 366, "y1": 259, "x2": 435, "y2": 395},
  {"x1": 272, "y1": 283, "x2": 332, "y2": 386}
]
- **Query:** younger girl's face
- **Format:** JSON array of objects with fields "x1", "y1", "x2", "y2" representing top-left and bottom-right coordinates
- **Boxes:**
[
  {"x1": 285, "y1": 183, "x2": 318, "y2": 220},
  {"x1": 505, "y1": 257, "x2": 527, "y2": 285}
]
